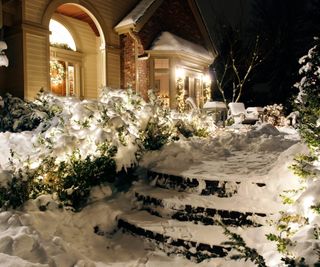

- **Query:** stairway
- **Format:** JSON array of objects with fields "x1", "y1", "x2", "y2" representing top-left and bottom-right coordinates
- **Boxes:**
[{"x1": 117, "y1": 169, "x2": 280, "y2": 263}]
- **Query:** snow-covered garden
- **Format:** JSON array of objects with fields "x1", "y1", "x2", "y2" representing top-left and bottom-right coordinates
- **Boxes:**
[{"x1": 0, "y1": 41, "x2": 319, "y2": 267}]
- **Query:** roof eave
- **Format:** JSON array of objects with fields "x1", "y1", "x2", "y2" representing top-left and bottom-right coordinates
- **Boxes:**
[
  {"x1": 114, "y1": 0, "x2": 163, "y2": 35},
  {"x1": 114, "y1": 24, "x2": 134, "y2": 35},
  {"x1": 187, "y1": 0, "x2": 218, "y2": 57}
]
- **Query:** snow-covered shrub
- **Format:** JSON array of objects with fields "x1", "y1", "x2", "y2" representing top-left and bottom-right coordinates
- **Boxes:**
[
  {"x1": 143, "y1": 117, "x2": 173, "y2": 150},
  {"x1": 0, "y1": 87, "x2": 217, "y2": 210},
  {"x1": 0, "y1": 173, "x2": 31, "y2": 209},
  {"x1": 175, "y1": 116, "x2": 210, "y2": 138},
  {"x1": 0, "y1": 90, "x2": 63, "y2": 133},
  {"x1": 0, "y1": 143, "x2": 118, "y2": 211},
  {"x1": 294, "y1": 38, "x2": 320, "y2": 151},
  {"x1": 32, "y1": 145, "x2": 117, "y2": 211},
  {"x1": 291, "y1": 38, "x2": 320, "y2": 178},
  {"x1": 0, "y1": 93, "x2": 49, "y2": 132},
  {"x1": 263, "y1": 104, "x2": 286, "y2": 126},
  {"x1": 266, "y1": 39, "x2": 320, "y2": 265}
]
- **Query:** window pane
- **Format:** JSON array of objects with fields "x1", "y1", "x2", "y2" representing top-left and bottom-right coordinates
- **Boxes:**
[
  {"x1": 154, "y1": 72, "x2": 170, "y2": 107},
  {"x1": 49, "y1": 19, "x2": 76, "y2": 51}
]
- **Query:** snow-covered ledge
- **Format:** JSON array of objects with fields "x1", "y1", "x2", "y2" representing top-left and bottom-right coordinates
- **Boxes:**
[{"x1": 147, "y1": 32, "x2": 214, "y2": 65}]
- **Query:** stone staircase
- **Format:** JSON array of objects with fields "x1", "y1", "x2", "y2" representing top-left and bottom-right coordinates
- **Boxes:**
[{"x1": 117, "y1": 169, "x2": 279, "y2": 263}]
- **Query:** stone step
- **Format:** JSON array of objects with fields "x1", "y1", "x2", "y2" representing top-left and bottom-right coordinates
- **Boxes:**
[
  {"x1": 149, "y1": 170, "x2": 267, "y2": 197},
  {"x1": 117, "y1": 210, "x2": 269, "y2": 263},
  {"x1": 118, "y1": 210, "x2": 231, "y2": 262},
  {"x1": 132, "y1": 184, "x2": 278, "y2": 227}
]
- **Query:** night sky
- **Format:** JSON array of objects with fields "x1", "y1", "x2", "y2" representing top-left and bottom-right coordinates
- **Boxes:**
[{"x1": 196, "y1": 0, "x2": 320, "y2": 111}]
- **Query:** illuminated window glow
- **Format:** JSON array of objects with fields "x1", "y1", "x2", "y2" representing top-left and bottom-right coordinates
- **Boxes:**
[{"x1": 49, "y1": 19, "x2": 76, "y2": 51}]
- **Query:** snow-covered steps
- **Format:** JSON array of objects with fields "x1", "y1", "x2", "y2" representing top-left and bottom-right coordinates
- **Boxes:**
[
  {"x1": 118, "y1": 210, "x2": 231, "y2": 262},
  {"x1": 117, "y1": 210, "x2": 271, "y2": 263},
  {"x1": 133, "y1": 184, "x2": 271, "y2": 227},
  {"x1": 149, "y1": 170, "x2": 266, "y2": 197}
]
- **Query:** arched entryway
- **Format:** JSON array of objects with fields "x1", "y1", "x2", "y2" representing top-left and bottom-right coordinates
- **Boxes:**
[{"x1": 43, "y1": 2, "x2": 107, "y2": 99}]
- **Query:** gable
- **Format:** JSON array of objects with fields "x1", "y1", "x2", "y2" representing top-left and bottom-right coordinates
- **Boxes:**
[
  {"x1": 115, "y1": 0, "x2": 216, "y2": 55},
  {"x1": 138, "y1": 0, "x2": 206, "y2": 50}
]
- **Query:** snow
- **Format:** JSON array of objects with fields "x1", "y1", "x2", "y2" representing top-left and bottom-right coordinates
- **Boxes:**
[
  {"x1": 150, "y1": 32, "x2": 214, "y2": 61},
  {"x1": 0, "y1": 90, "x2": 318, "y2": 266},
  {"x1": 114, "y1": 0, "x2": 157, "y2": 30},
  {"x1": 141, "y1": 125, "x2": 301, "y2": 187}
]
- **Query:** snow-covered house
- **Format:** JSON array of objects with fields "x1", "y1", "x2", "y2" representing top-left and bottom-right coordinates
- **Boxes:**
[{"x1": 0, "y1": 0, "x2": 216, "y2": 109}]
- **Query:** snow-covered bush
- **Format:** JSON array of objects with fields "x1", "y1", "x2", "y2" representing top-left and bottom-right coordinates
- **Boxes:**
[
  {"x1": 294, "y1": 38, "x2": 320, "y2": 151},
  {"x1": 0, "y1": 88, "x2": 217, "y2": 211},
  {"x1": 267, "y1": 39, "x2": 320, "y2": 265},
  {"x1": 31, "y1": 144, "x2": 117, "y2": 211},
  {"x1": 0, "y1": 93, "x2": 49, "y2": 132},
  {"x1": 0, "y1": 172, "x2": 30, "y2": 209},
  {"x1": 263, "y1": 103, "x2": 286, "y2": 126}
]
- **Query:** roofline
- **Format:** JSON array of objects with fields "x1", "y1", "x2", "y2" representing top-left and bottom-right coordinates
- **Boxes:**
[
  {"x1": 188, "y1": 0, "x2": 218, "y2": 57},
  {"x1": 114, "y1": 0, "x2": 219, "y2": 58},
  {"x1": 114, "y1": 0, "x2": 163, "y2": 34}
]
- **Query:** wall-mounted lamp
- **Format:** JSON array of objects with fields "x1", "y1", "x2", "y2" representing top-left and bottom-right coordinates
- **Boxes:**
[
  {"x1": 203, "y1": 74, "x2": 211, "y2": 85},
  {"x1": 175, "y1": 67, "x2": 185, "y2": 80},
  {"x1": 0, "y1": 40, "x2": 8, "y2": 67}
]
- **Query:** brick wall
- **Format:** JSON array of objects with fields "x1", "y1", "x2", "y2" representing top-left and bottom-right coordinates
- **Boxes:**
[
  {"x1": 137, "y1": 58, "x2": 149, "y2": 100},
  {"x1": 120, "y1": 32, "x2": 150, "y2": 100},
  {"x1": 138, "y1": 0, "x2": 205, "y2": 49},
  {"x1": 120, "y1": 34, "x2": 136, "y2": 89}
]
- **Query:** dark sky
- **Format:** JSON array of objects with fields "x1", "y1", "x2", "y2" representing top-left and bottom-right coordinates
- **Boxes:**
[
  {"x1": 196, "y1": 0, "x2": 251, "y2": 28},
  {"x1": 195, "y1": 0, "x2": 320, "y2": 108}
]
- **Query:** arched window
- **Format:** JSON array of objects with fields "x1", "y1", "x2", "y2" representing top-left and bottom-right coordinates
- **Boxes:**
[
  {"x1": 49, "y1": 19, "x2": 76, "y2": 51},
  {"x1": 49, "y1": 19, "x2": 79, "y2": 97}
]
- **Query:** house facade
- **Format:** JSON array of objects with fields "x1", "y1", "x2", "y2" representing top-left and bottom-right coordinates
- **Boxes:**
[{"x1": 0, "y1": 0, "x2": 216, "y2": 109}]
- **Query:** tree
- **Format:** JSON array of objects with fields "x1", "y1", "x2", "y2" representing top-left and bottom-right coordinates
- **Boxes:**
[
  {"x1": 212, "y1": 23, "x2": 262, "y2": 105},
  {"x1": 294, "y1": 38, "x2": 320, "y2": 151}
]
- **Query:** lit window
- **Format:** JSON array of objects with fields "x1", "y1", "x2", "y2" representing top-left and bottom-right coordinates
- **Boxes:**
[{"x1": 49, "y1": 19, "x2": 76, "y2": 51}]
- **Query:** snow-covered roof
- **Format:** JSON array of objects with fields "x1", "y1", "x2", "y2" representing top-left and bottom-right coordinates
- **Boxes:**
[
  {"x1": 114, "y1": 0, "x2": 158, "y2": 32},
  {"x1": 149, "y1": 32, "x2": 214, "y2": 61}
]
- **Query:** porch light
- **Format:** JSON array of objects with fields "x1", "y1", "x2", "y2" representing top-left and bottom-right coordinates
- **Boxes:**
[
  {"x1": 203, "y1": 74, "x2": 211, "y2": 85},
  {"x1": 0, "y1": 40, "x2": 8, "y2": 67},
  {"x1": 175, "y1": 67, "x2": 185, "y2": 80}
]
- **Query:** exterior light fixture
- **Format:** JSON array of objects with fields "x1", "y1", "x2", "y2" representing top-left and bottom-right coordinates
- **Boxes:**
[
  {"x1": 0, "y1": 40, "x2": 8, "y2": 67},
  {"x1": 203, "y1": 74, "x2": 211, "y2": 85},
  {"x1": 175, "y1": 67, "x2": 185, "y2": 80}
]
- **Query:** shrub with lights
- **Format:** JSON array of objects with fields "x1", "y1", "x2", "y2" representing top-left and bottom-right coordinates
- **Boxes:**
[{"x1": 0, "y1": 87, "x2": 216, "y2": 211}]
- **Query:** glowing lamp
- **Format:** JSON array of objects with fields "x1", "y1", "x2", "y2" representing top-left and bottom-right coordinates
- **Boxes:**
[
  {"x1": 175, "y1": 68, "x2": 185, "y2": 80},
  {"x1": 203, "y1": 74, "x2": 211, "y2": 85}
]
